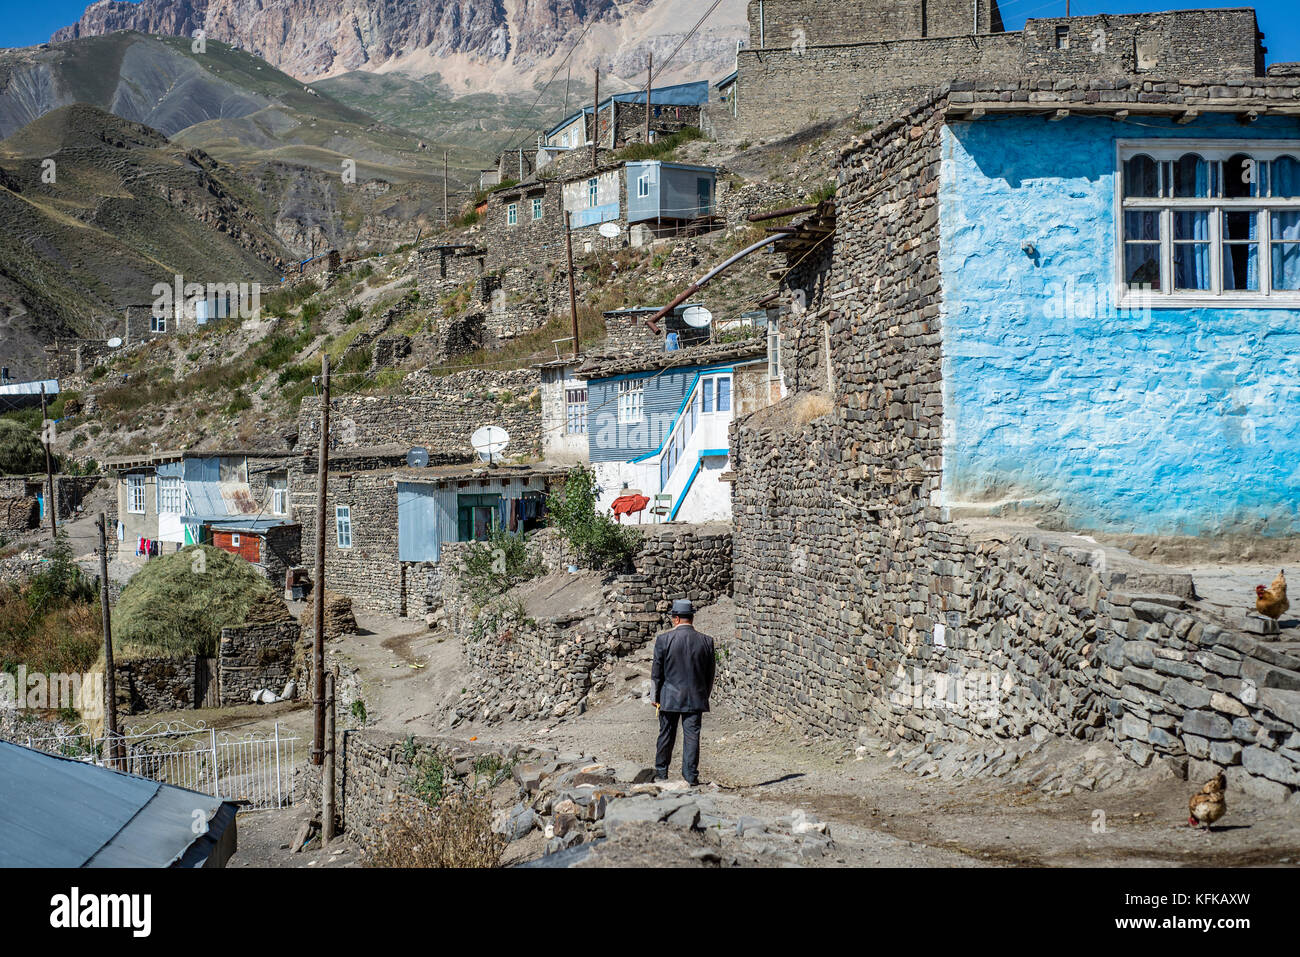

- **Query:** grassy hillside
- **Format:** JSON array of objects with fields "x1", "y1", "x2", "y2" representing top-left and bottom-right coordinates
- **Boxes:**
[{"x1": 0, "y1": 104, "x2": 290, "y2": 376}]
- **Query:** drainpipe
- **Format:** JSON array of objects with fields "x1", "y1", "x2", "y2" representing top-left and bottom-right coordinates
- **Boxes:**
[
  {"x1": 643, "y1": 233, "x2": 781, "y2": 334},
  {"x1": 759, "y1": 0, "x2": 765, "y2": 47},
  {"x1": 973, "y1": 0, "x2": 979, "y2": 35}
]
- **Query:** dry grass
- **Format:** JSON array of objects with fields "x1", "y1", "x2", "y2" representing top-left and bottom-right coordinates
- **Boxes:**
[
  {"x1": 793, "y1": 392, "x2": 834, "y2": 425},
  {"x1": 362, "y1": 793, "x2": 507, "y2": 868}
]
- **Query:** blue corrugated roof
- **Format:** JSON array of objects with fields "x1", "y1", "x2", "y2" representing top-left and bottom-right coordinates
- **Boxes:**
[{"x1": 0, "y1": 741, "x2": 229, "y2": 868}]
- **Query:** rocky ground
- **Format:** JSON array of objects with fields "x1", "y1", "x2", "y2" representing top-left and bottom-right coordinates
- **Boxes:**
[{"x1": 231, "y1": 590, "x2": 1300, "y2": 868}]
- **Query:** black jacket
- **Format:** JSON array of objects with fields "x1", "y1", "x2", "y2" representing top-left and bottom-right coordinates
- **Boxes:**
[{"x1": 651, "y1": 624, "x2": 715, "y2": 713}]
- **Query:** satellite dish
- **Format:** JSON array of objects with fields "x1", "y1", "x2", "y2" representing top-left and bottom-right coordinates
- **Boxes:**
[
  {"x1": 598, "y1": 222, "x2": 621, "y2": 239},
  {"x1": 406, "y1": 447, "x2": 429, "y2": 469},
  {"x1": 471, "y1": 426, "x2": 510, "y2": 462},
  {"x1": 106, "y1": 337, "x2": 123, "y2": 348},
  {"x1": 682, "y1": 306, "x2": 713, "y2": 329}
]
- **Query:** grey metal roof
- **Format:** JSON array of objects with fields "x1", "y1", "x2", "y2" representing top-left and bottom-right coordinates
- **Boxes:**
[
  {"x1": 0, "y1": 741, "x2": 232, "y2": 868},
  {"x1": 0, "y1": 379, "x2": 59, "y2": 397}
]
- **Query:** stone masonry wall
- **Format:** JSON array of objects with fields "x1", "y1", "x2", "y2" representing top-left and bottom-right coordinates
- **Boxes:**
[
  {"x1": 728, "y1": 90, "x2": 1300, "y2": 800},
  {"x1": 297, "y1": 368, "x2": 541, "y2": 460},
  {"x1": 113, "y1": 656, "x2": 203, "y2": 714},
  {"x1": 727, "y1": 8, "x2": 1262, "y2": 141},
  {"x1": 218, "y1": 621, "x2": 299, "y2": 705},
  {"x1": 446, "y1": 523, "x2": 733, "y2": 725}
]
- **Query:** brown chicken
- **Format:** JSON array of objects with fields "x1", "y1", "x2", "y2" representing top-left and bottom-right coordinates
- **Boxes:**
[
  {"x1": 1188, "y1": 771, "x2": 1227, "y2": 830},
  {"x1": 1255, "y1": 569, "x2": 1290, "y2": 621}
]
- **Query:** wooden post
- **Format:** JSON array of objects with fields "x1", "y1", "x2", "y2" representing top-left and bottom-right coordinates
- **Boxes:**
[
  {"x1": 312, "y1": 353, "x2": 330, "y2": 766},
  {"x1": 96, "y1": 513, "x2": 122, "y2": 769},
  {"x1": 322, "y1": 670, "x2": 336, "y2": 845},
  {"x1": 39, "y1": 384, "x2": 57, "y2": 538},
  {"x1": 565, "y1": 211, "x2": 580, "y2": 360},
  {"x1": 646, "y1": 54, "x2": 653, "y2": 144},
  {"x1": 591, "y1": 68, "x2": 600, "y2": 170},
  {"x1": 443, "y1": 150, "x2": 450, "y2": 228}
]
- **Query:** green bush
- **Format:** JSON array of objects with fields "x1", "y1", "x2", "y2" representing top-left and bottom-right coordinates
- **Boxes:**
[
  {"x1": 460, "y1": 526, "x2": 543, "y2": 607},
  {"x1": 547, "y1": 467, "x2": 640, "y2": 571}
]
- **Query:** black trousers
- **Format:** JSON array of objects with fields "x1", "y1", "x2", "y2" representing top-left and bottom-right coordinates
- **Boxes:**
[{"x1": 655, "y1": 709, "x2": 703, "y2": 784}]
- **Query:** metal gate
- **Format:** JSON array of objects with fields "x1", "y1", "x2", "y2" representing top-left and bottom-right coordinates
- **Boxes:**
[{"x1": 21, "y1": 720, "x2": 298, "y2": 810}]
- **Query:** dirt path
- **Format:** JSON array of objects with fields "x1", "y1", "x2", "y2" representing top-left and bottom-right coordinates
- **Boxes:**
[{"x1": 223, "y1": 598, "x2": 1300, "y2": 867}]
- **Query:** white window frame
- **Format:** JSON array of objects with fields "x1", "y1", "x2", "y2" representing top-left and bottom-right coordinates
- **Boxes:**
[
  {"x1": 637, "y1": 174, "x2": 650, "y2": 198},
  {"x1": 617, "y1": 379, "x2": 644, "y2": 425},
  {"x1": 587, "y1": 178, "x2": 599, "y2": 209},
  {"x1": 126, "y1": 474, "x2": 146, "y2": 514},
  {"x1": 150, "y1": 312, "x2": 167, "y2": 333},
  {"x1": 532, "y1": 197, "x2": 543, "y2": 221},
  {"x1": 506, "y1": 203, "x2": 518, "y2": 226},
  {"x1": 269, "y1": 478, "x2": 288, "y2": 516},
  {"x1": 565, "y1": 387, "x2": 588, "y2": 435},
  {"x1": 158, "y1": 476, "x2": 183, "y2": 515},
  {"x1": 335, "y1": 505, "x2": 352, "y2": 549},
  {"x1": 1116, "y1": 140, "x2": 1300, "y2": 309},
  {"x1": 231, "y1": 533, "x2": 241, "y2": 548}
]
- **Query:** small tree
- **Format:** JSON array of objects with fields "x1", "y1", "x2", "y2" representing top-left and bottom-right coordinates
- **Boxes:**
[{"x1": 547, "y1": 467, "x2": 640, "y2": 571}]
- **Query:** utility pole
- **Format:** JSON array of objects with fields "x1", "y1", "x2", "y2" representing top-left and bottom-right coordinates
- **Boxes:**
[
  {"x1": 96, "y1": 513, "x2": 122, "y2": 769},
  {"x1": 565, "y1": 211, "x2": 580, "y2": 360},
  {"x1": 646, "y1": 54, "x2": 653, "y2": 144},
  {"x1": 322, "y1": 669, "x2": 336, "y2": 844},
  {"x1": 39, "y1": 383, "x2": 57, "y2": 538},
  {"x1": 443, "y1": 149, "x2": 450, "y2": 229},
  {"x1": 312, "y1": 353, "x2": 330, "y2": 767},
  {"x1": 592, "y1": 68, "x2": 600, "y2": 171}
]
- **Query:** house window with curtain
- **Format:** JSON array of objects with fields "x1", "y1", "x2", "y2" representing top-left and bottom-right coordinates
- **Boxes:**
[
  {"x1": 1119, "y1": 143, "x2": 1300, "y2": 303},
  {"x1": 127, "y1": 474, "x2": 146, "y2": 514},
  {"x1": 158, "y1": 476, "x2": 182, "y2": 514},
  {"x1": 269, "y1": 475, "x2": 288, "y2": 515},
  {"x1": 335, "y1": 505, "x2": 352, "y2": 549},
  {"x1": 565, "y1": 388, "x2": 588, "y2": 434}
]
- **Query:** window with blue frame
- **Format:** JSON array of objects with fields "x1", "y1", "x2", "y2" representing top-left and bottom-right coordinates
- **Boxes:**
[{"x1": 1120, "y1": 144, "x2": 1300, "y2": 301}]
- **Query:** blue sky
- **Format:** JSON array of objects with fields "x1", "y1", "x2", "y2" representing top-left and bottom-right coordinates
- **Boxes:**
[{"x1": 1, "y1": 0, "x2": 1298, "y2": 62}]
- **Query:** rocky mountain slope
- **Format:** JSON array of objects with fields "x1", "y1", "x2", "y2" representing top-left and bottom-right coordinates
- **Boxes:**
[
  {"x1": 0, "y1": 104, "x2": 289, "y2": 376},
  {"x1": 0, "y1": 33, "x2": 460, "y2": 256},
  {"x1": 51, "y1": 0, "x2": 748, "y2": 91}
]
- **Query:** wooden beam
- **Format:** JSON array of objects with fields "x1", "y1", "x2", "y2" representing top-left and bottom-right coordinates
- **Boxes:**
[
  {"x1": 1049, "y1": 109, "x2": 1070, "y2": 122},
  {"x1": 1176, "y1": 109, "x2": 1200, "y2": 125}
]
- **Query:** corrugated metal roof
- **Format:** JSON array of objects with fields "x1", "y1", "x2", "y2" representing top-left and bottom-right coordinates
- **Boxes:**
[
  {"x1": 0, "y1": 741, "x2": 230, "y2": 868},
  {"x1": 545, "y1": 80, "x2": 711, "y2": 138},
  {"x1": 0, "y1": 379, "x2": 59, "y2": 397}
]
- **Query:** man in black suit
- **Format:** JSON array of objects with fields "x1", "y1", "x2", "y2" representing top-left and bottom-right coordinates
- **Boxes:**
[{"x1": 651, "y1": 599, "x2": 715, "y2": 786}]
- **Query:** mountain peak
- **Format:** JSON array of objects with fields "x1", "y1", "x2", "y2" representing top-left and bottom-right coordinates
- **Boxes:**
[{"x1": 51, "y1": 0, "x2": 749, "y2": 90}]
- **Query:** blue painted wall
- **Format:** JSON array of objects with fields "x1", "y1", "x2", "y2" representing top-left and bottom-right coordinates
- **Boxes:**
[
  {"x1": 939, "y1": 115, "x2": 1300, "y2": 536},
  {"x1": 588, "y1": 368, "x2": 692, "y2": 463}
]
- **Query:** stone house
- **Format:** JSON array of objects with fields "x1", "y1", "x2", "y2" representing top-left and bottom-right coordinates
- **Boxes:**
[
  {"x1": 542, "y1": 80, "x2": 710, "y2": 153},
  {"x1": 578, "y1": 338, "x2": 776, "y2": 523},
  {"x1": 107, "y1": 450, "x2": 297, "y2": 569},
  {"x1": 535, "y1": 358, "x2": 590, "y2": 465},
  {"x1": 295, "y1": 461, "x2": 567, "y2": 616},
  {"x1": 727, "y1": 78, "x2": 1300, "y2": 798},
  {"x1": 708, "y1": 1, "x2": 1268, "y2": 142},
  {"x1": 209, "y1": 519, "x2": 302, "y2": 585}
]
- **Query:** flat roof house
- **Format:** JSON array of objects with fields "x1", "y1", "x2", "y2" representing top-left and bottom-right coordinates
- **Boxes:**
[
  {"x1": 579, "y1": 338, "x2": 776, "y2": 523},
  {"x1": 543, "y1": 80, "x2": 710, "y2": 152},
  {"x1": 108, "y1": 450, "x2": 296, "y2": 569},
  {"x1": 767, "y1": 76, "x2": 1300, "y2": 538}
]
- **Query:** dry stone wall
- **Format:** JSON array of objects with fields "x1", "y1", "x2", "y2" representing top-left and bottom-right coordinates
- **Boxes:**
[
  {"x1": 728, "y1": 90, "x2": 1300, "y2": 800},
  {"x1": 218, "y1": 621, "x2": 299, "y2": 705},
  {"x1": 447, "y1": 524, "x2": 733, "y2": 725}
]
